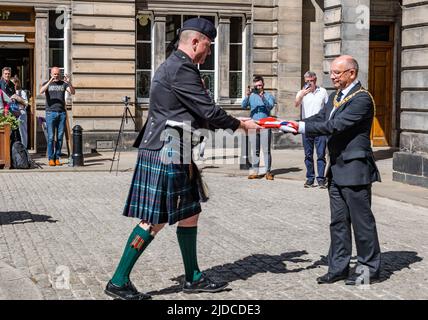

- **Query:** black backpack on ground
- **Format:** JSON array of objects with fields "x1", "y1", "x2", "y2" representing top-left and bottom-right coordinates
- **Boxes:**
[{"x1": 11, "y1": 141, "x2": 39, "y2": 169}]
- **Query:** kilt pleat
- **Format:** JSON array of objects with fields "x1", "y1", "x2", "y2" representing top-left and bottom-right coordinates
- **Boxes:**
[{"x1": 123, "y1": 148, "x2": 201, "y2": 225}]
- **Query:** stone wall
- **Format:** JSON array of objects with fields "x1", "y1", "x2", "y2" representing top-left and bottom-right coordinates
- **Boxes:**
[
  {"x1": 393, "y1": 0, "x2": 428, "y2": 188},
  {"x1": 71, "y1": 0, "x2": 137, "y2": 152}
]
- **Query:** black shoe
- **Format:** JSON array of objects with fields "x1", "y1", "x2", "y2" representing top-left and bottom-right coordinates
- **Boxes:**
[
  {"x1": 345, "y1": 272, "x2": 380, "y2": 286},
  {"x1": 304, "y1": 180, "x2": 315, "y2": 188},
  {"x1": 183, "y1": 273, "x2": 228, "y2": 293},
  {"x1": 318, "y1": 180, "x2": 327, "y2": 189},
  {"x1": 316, "y1": 273, "x2": 348, "y2": 284},
  {"x1": 105, "y1": 280, "x2": 152, "y2": 300}
]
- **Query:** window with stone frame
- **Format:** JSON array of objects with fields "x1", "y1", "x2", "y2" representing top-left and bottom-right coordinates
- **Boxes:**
[
  {"x1": 48, "y1": 10, "x2": 65, "y2": 77},
  {"x1": 165, "y1": 14, "x2": 217, "y2": 99},
  {"x1": 229, "y1": 16, "x2": 243, "y2": 99},
  {"x1": 136, "y1": 14, "x2": 152, "y2": 100}
]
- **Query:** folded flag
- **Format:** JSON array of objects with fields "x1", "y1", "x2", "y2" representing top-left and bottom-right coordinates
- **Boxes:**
[{"x1": 256, "y1": 117, "x2": 298, "y2": 133}]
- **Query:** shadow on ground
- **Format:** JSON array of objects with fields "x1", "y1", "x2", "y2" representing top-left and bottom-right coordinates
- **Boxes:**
[
  {"x1": 305, "y1": 251, "x2": 422, "y2": 283},
  {"x1": 373, "y1": 148, "x2": 398, "y2": 161},
  {"x1": 0, "y1": 211, "x2": 58, "y2": 225},
  {"x1": 271, "y1": 167, "x2": 302, "y2": 176},
  {"x1": 148, "y1": 250, "x2": 309, "y2": 296}
]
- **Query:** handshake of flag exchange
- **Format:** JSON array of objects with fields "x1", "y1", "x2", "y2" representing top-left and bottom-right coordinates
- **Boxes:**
[{"x1": 255, "y1": 117, "x2": 299, "y2": 134}]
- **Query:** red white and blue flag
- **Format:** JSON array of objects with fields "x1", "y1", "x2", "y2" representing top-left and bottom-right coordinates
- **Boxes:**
[{"x1": 256, "y1": 117, "x2": 298, "y2": 133}]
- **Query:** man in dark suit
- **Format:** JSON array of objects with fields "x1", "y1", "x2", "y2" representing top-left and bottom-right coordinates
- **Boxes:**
[
  {"x1": 105, "y1": 17, "x2": 260, "y2": 300},
  {"x1": 289, "y1": 55, "x2": 381, "y2": 285}
]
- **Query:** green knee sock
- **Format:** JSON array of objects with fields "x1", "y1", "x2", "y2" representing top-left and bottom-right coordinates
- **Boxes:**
[
  {"x1": 177, "y1": 226, "x2": 202, "y2": 283},
  {"x1": 111, "y1": 225, "x2": 153, "y2": 287}
]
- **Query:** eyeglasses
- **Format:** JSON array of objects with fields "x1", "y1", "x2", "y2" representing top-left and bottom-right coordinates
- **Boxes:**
[{"x1": 330, "y1": 68, "x2": 352, "y2": 77}]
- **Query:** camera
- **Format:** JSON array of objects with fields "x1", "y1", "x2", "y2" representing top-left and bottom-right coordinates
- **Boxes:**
[{"x1": 122, "y1": 96, "x2": 131, "y2": 104}]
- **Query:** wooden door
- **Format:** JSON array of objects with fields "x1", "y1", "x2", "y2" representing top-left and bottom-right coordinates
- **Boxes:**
[{"x1": 369, "y1": 24, "x2": 394, "y2": 147}]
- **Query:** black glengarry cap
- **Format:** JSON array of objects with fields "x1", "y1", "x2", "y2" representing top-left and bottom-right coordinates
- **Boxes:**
[{"x1": 180, "y1": 17, "x2": 217, "y2": 41}]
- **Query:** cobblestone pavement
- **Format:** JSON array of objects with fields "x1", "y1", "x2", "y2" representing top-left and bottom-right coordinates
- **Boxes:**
[{"x1": 0, "y1": 171, "x2": 427, "y2": 300}]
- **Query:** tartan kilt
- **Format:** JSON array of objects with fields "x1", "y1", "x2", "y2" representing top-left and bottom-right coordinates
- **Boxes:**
[{"x1": 122, "y1": 148, "x2": 202, "y2": 225}]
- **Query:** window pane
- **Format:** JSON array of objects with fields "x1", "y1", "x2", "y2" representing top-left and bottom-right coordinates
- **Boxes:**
[
  {"x1": 199, "y1": 44, "x2": 215, "y2": 70},
  {"x1": 229, "y1": 72, "x2": 242, "y2": 98},
  {"x1": 49, "y1": 11, "x2": 64, "y2": 38},
  {"x1": 184, "y1": 15, "x2": 197, "y2": 23},
  {"x1": 6, "y1": 12, "x2": 32, "y2": 22},
  {"x1": 230, "y1": 17, "x2": 242, "y2": 43},
  {"x1": 229, "y1": 44, "x2": 242, "y2": 71},
  {"x1": 137, "y1": 71, "x2": 151, "y2": 99},
  {"x1": 369, "y1": 25, "x2": 391, "y2": 42},
  {"x1": 137, "y1": 43, "x2": 151, "y2": 70},
  {"x1": 49, "y1": 40, "x2": 64, "y2": 67},
  {"x1": 166, "y1": 15, "x2": 181, "y2": 42},
  {"x1": 137, "y1": 15, "x2": 151, "y2": 41},
  {"x1": 200, "y1": 16, "x2": 215, "y2": 24},
  {"x1": 200, "y1": 72, "x2": 214, "y2": 96}
]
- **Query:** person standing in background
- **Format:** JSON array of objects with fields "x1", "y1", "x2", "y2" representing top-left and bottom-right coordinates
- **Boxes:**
[{"x1": 295, "y1": 71, "x2": 329, "y2": 188}]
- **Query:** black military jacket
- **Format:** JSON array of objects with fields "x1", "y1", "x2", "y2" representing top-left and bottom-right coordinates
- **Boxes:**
[
  {"x1": 134, "y1": 50, "x2": 241, "y2": 149},
  {"x1": 304, "y1": 82, "x2": 381, "y2": 186}
]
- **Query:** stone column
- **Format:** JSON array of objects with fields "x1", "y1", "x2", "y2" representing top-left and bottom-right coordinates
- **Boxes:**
[
  {"x1": 153, "y1": 15, "x2": 166, "y2": 72},
  {"x1": 393, "y1": 0, "x2": 428, "y2": 188},
  {"x1": 64, "y1": 6, "x2": 72, "y2": 105},
  {"x1": 34, "y1": 8, "x2": 49, "y2": 153},
  {"x1": 274, "y1": 0, "x2": 303, "y2": 148},
  {"x1": 218, "y1": 16, "x2": 230, "y2": 103},
  {"x1": 64, "y1": 7, "x2": 72, "y2": 77},
  {"x1": 244, "y1": 15, "x2": 253, "y2": 90},
  {"x1": 34, "y1": 8, "x2": 49, "y2": 101},
  {"x1": 323, "y1": 0, "x2": 371, "y2": 90}
]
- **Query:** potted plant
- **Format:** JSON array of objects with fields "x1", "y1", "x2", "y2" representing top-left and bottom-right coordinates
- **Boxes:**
[{"x1": 0, "y1": 112, "x2": 19, "y2": 169}]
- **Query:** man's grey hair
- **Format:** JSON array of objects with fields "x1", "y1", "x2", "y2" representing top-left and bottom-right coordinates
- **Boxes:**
[
  {"x1": 179, "y1": 30, "x2": 207, "y2": 45},
  {"x1": 347, "y1": 58, "x2": 359, "y2": 75},
  {"x1": 2, "y1": 67, "x2": 11, "y2": 74},
  {"x1": 304, "y1": 71, "x2": 317, "y2": 78}
]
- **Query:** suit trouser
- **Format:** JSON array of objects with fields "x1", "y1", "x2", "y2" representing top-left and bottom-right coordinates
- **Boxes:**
[{"x1": 327, "y1": 180, "x2": 381, "y2": 276}]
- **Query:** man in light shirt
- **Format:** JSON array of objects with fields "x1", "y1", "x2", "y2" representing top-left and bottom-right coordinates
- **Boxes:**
[{"x1": 295, "y1": 71, "x2": 329, "y2": 188}]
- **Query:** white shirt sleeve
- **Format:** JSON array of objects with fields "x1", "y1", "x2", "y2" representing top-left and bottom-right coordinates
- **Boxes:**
[
  {"x1": 298, "y1": 121, "x2": 305, "y2": 134},
  {"x1": 323, "y1": 89, "x2": 329, "y2": 104},
  {"x1": 20, "y1": 90, "x2": 28, "y2": 106}
]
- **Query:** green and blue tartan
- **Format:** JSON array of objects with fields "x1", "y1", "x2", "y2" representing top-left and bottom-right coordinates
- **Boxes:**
[{"x1": 122, "y1": 148, "x2": 201, "y2": 225}]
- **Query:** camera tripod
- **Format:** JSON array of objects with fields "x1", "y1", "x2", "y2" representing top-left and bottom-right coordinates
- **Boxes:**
[{"x1": 110, "y1": 97, "x2": 135, "y2": 174}]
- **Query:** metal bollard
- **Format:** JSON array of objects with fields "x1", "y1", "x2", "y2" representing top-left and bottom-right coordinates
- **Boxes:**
[{"x1": 72, "y1": 125, "x2": 84, "y2": 166}]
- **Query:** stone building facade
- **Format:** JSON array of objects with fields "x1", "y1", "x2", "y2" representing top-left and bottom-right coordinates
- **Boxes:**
[{"x1": 0, "y1": 0, "x2": 426, "y2": 187}]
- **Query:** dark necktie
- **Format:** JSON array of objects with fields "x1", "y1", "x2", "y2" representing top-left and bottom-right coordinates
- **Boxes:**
[{"x1": 336, "y1": 91, "x2": 343, "y2": 103}]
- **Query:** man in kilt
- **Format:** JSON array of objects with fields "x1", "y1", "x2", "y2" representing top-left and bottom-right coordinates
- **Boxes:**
[{"x1": 105, "y1": 17, "x2": 261, "y2": 300}]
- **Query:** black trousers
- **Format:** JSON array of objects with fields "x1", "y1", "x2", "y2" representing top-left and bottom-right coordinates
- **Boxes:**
[{"x1": 327, "y1": 180, "x2": 381, "y2": 276}]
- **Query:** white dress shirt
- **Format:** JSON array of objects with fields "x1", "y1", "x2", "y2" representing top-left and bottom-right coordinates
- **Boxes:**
[{"x1": 298, "y1": 79, "x2": 360, "y2": 134}]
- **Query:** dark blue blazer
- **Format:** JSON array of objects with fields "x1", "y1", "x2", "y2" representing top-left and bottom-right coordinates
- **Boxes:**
[
  {"x1": 304, "y1": 82, "x2": 381, "y2": 186},
  {"x1": 134, "y1": 50, "x2": 240, "y2": 149}
]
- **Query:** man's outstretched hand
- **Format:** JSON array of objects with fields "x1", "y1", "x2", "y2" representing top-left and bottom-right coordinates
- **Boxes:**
[
  {"x1": 238, "y1": 118, "x2": 263, "y2": 131},
  {"x1": 279, "y1": 120, "x2": 299, "y2": 134}
]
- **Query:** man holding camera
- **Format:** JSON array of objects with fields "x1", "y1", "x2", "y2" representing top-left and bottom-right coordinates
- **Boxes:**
[
  {"x1": 40, "y1": 67, "x2": 75, "y2": 166},
  {"x1": 242, "y1": 76, "x2": 276, "y2": 180},
  {"x1": 295, "y1": 71, "x2": 329, "y2": 188}
]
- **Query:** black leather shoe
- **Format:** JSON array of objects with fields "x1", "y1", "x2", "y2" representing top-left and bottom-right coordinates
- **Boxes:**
[
  {"x1": 316, "y1": 273, "x2": 348, "y2": 284},
  {"x1": 105, "y1": 280, "x2": 152, "y2": 300},
  {"x1": 318, "y1": 180, "x2": 327, "y2": 189},
  {"x1": 183, "y1": 273, "x2": 228, "y2": 293},
  {"x1": 345, "y1": 272, "x2": 380, "y2": 286},
  {"x1": 304, "y1": 180, "x2": 315, "y2": 188}
]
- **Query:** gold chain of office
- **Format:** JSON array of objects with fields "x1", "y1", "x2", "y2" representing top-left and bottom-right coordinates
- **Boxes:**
[{"x1": 333, "y1": 88, "x2": 376, "y2": 115}]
